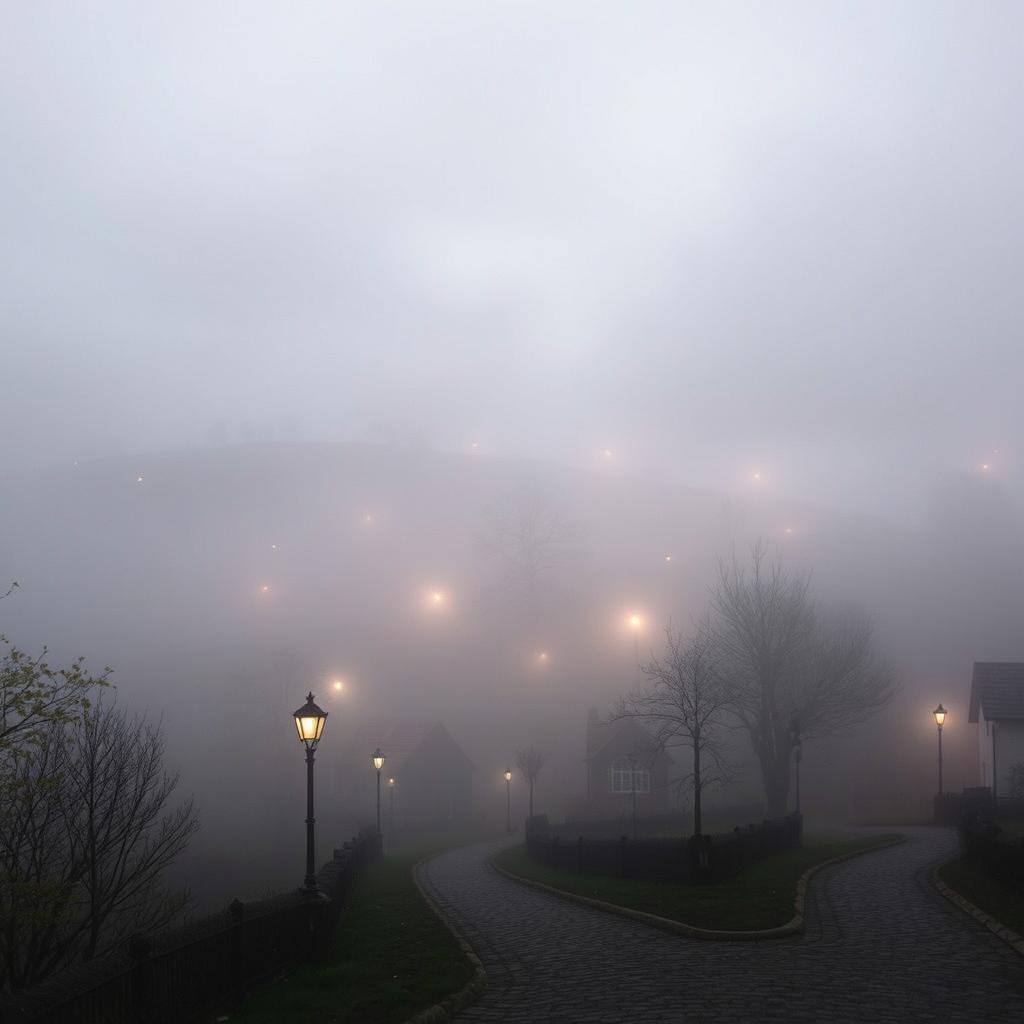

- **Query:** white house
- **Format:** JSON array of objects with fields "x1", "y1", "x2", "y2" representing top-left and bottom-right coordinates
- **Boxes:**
[{"x1": 969, "y1": 662, "x2": 1024, "y2": 799}]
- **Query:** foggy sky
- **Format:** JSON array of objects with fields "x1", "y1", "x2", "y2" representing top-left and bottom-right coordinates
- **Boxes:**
[{"x1": 3, "y1": 2, "x2": 1023, "y2": 518}]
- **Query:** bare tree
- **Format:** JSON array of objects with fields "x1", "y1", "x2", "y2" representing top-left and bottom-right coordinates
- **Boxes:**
[
  {"x1": 481, "y1": 492, "x2": 579, "y2": 631},
  {"x1": 0, "y1": 700, "x2": 197, "y2": 990},
  {"x1": 613, "y1": 621, "x2": 735, "y2": 836},
  {"x1": 515, "y1": 744, "x2": 546, "y2": 818},
  {"x1": 712, "y1": 542, "x2": 897, "y2": 816}
]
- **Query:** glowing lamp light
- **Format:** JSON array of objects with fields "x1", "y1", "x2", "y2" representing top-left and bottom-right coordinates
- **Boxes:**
[
  {"x1": 537, "y1": 651, "x2": 550, "y2": 664},
  {"x1": 292, "y1": 691, "x2": 328, "y2": 750},
  {"x1": 136, "y1": 475, "x2": 144, "y2": 483},
  {"x1": 388, "y1": 776, "x2": 395, "y2": 787},
  {"x1": 981, "y1": 463, "x2": 991, "y2": 472},
  {"x1": 372, "y1": 748, "x2": 386, "y2": 772},
  {"x1": 504, "y1": 769, "x2": 512, "y2": 783},
  {"x1": 260, "y1": 584, "x2": 271, "y2": 593},
  {"x1": 933, "y1": 703, "x2": 947, "y2": 728},
  {"x1": 603, "y1": 448, "x2": 614, "y2": 458},
  {"x1": 332, "y1": 679, "x2": 344, "y2": 693},
  {"x1": 471, "y1": 441, "x2": 480, "y2": 450},
  {"x1": 628, "y1": 613, "x2": 643, "y2": 631},
  {"x1": 665, "y1": 554, "x2": 672, "y2": 563},
  {"x1": 752, "y1": 471, "x2": 762, "y2": 481}
]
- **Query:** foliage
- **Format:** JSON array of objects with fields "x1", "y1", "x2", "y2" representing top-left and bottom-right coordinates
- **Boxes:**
[
  {"x1": 613, "y1": 620, "x2": 735, "y2": 835},
  {"x1": 0, "y1": 633, "x2": 110, "y2": 753},
  {"x1": 712, "y1": 541, "x2": 897, "y2": 815},
  {"x1": 0, "y1": 699, "x2": 197, "y2": 990}
]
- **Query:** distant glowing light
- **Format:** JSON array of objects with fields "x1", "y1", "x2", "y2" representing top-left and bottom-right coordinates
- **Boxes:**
[
  {"x1": 628, "y1": 613, "x2": 644, "y2": 631},
  {"x1": 332, "y1": 679, "x2": 344, "y2": 692},
  {"x1": 271, "y1": 543, "x2": 278, "y2": 550},
  {"x1": 136, "y1": 475, "x2": 144, "y2": 483},
  {"x1": 785, "y1": 527, "x2": 794, "y2": 535},
  {"x1": 260, "y1": 584, "x2": 270, "y2": 593},
  {"x1": 981, "y1": 463, "x2": 991, "y2": 472},
  {"x1": 424, "y1": 589, "x2": 448, "y2": 610},
  {"x1": 471, "y1": 441, "x2": 479, "y2": 450},
  {"x1": 363, "y1": 513, "x2": 374, "y2": 525},
  {"x1": 664, "y1": 555, "x2": 672, "y2": 563},
  {"x1": 752, "y1": 471, "x2": 762, "y2": 482},
  {"x1": 537, "y1": 651, "x2": 550, "y2": 664},
  {"x1": 603, "y1": 448, "x2": 614, "y2": 458}
]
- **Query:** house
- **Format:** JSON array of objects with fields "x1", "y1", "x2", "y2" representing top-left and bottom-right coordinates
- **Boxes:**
[
  {"x1": 580, "y1": 708, "x2": 673, "y2": 819},
  {"x1": 332, "y1": 719, "x2": 475, "y2": 827},
  {"x1": 968, "y1": 662, "x2": 1024, "y2": 799}
]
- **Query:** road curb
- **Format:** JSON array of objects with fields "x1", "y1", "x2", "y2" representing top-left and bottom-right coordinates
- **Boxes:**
[
  {"x1": 931, "y1": 861, "x2": 1024, "y2": 959},
  {"x1": 403, "y1": 856, "x2": 487, "y2": 1024},
  {"x1": 490, "y1": 834, "x2": 906, "y2": 942}
]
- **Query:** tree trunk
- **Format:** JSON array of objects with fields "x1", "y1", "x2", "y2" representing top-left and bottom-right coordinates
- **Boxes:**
[
  {"x1": 759, "y1": 744, "x2": 792, "y2": 817},
  {"x1": 693, "y1": 740, "x2": 702, "y2": 836}
]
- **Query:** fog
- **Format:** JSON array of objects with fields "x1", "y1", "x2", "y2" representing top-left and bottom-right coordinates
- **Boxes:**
[{"x1": 2, "y1": 2, "x2": 1023, "y2": 910}]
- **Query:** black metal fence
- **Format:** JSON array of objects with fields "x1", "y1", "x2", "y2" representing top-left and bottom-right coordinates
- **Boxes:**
[
  {"x1": 526, "y1": 814, "x2": 802, "y2": 884},
  {"x1": 3, "y1": 827, "x2": 381, "y2": 1024}
]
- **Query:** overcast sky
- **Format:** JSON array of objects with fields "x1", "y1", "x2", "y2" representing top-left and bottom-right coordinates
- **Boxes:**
[{"x1": 2, "y1": 2, "x2": 1021, "y2": 519}]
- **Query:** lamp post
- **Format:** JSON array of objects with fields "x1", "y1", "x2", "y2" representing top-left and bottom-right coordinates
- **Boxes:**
[
  {"x1": 388, "y1": 777, "x2": 396, "y2": 839},
  {"x1": 504, "y1": 769, "x2": 512, "y2": 833},
  {"x1": 292, "y1": 692, "x2": 328, "y2": 893},
  {"x1": 628, "y1": 755, "x2": 638, "y2": 839},
  {"x1": 372, "y1": 748, "x2": 385, "y2": 840},
  {"x1": 933, "y1": 704, "x2": 946, "y2": 797}
]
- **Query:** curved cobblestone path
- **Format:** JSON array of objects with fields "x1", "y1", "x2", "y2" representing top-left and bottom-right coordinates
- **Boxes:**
[{"x1": 416, "y1": 828, "x2": 1024, "y2": 1023}]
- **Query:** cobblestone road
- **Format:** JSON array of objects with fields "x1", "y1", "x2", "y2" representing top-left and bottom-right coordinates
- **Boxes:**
[{"x1": 416, "y1": 828, "x2": 1024, "y2": 1023}]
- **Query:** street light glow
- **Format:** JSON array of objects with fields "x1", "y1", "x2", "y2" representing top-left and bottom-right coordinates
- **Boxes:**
[
  {"x1": 664, "y1": 554, "x2": 672, "y2": 563},
  {"x1": 628, "y1": 613, "x2": 643, "y2": 631},
  {"x1": 260, "y1": 584, "x2": 270, "y2": 593},
  {"x1": 332, "y1": 679, "x2": 344, "y2": 692}
]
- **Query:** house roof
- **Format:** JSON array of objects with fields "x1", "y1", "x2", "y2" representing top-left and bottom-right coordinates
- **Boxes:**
[
  {"x1": 342, "y1": 718, "x2": 475, "y2": 775},
  {"x1": 585, "y1": 709, "x2": 673, "y2": 765},
  {"x1": 969, "y1": 662, "x2": 1024, "y2": 722}
]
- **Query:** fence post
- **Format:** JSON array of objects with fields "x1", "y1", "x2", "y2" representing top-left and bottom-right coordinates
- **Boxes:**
[
  {"x1": 128, "y1": 934, "x2": 151, "y2": 1024},
  {"x1": 619, "y1": 835, "x2": 627, "y2": 878}
]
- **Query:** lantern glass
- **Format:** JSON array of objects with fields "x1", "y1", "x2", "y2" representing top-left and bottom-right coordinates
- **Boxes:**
[
  {"x1": 373, "y1": 748, "x2": 385, "y2": 772},
  {"x1": 292, "y1": 692, "x2": 327, "y2": 749},
  {"x1": 504, "y1": 769, "x2": 512, "y2": 782},
  {"x1": 933, "y1": 704, "x2": 947, "y2": 727}
]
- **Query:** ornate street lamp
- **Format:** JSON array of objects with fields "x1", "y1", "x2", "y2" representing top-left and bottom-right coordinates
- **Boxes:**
[
  {"x1": 372, "y1": 748, "x2": 386, "y2": 838},
  {"x1": 292, "y1": 692, "x2": 328, "y2": 893},
  {"x1": 504, "y1": 769, "x2": 512, "y2": 834},
  {"x1": 933, "y1": 704, "x2": 946, "y2": 797}
]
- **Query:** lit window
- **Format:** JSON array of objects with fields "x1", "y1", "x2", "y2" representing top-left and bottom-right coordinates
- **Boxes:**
[{"x1": 609, "y1": 757, "x2": 650, "y2": 794}]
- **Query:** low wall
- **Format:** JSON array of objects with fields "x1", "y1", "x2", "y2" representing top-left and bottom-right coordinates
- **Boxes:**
[
  {"x1": 4, "y1": 827, "x2": 382, "y2": 1024},
  {"x1": 526, "y1": 814, "x2": 802, "y2": 884}
]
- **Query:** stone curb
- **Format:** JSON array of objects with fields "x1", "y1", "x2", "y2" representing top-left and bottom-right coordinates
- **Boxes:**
[
  {"x1": 402, "y1": 856, "x2": 487, "y2": 1024},
  {"x1": 490, "y1": 834, "x2": 906, "y2": 942},
  {"x1": 931, "y1": 861, "x2": 1024, "y2": 959}
]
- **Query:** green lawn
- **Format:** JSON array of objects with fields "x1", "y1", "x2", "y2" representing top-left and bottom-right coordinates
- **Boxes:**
[
  {"x1": 219, "y1": 850, "x2": 475, "y2": 1024},
  {"x1": 493, "y1": 833, "x2": 902, "y2": 932},
  {"x1": 938, "y1": 857, "x2": 1024, "y2": 937}
]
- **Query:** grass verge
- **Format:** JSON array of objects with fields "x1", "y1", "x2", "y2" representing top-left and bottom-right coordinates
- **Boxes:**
[
  {"x1": 220, "y1": 850, "x2": 474, "y2": 1024},
  {"x1": 937, "y1": 858, "x2": 1024, "y2": 937},
  {"x1": 493, "y1": 833, "x2": 901, "y2": 932}
]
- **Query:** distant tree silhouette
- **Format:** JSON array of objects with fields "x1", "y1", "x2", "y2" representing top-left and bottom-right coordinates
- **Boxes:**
[
  {"x1": 712, "y1": 542, "x2": 896, "y2": 817},
  {"x1": 515, "y1": 744, "x2": 546, "y2": 818},
  {"x1": 0, "y1": 698, "x2": 197, "y2": 989},
  {"x1": 613, "y1": 620, "x2": 735, "y2": 836}
]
